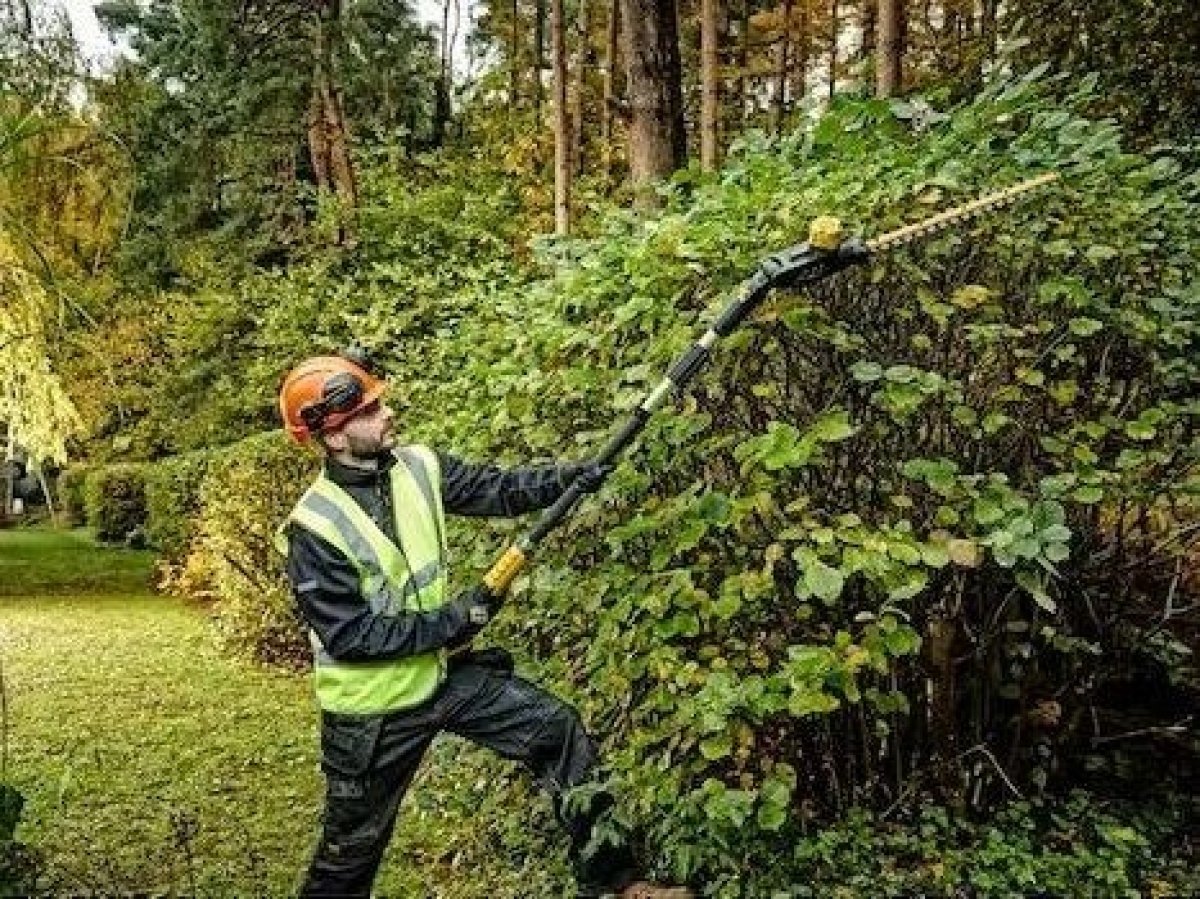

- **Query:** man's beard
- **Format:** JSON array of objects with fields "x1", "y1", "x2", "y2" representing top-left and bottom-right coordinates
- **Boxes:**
[{"x1": 345, "y1": 431, "x2": 394, "y2": 459}]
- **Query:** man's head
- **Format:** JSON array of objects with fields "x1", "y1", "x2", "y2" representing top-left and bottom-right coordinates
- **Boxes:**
[{"x1": 279, "y1": 353, "x2": 396, "y2": 459}]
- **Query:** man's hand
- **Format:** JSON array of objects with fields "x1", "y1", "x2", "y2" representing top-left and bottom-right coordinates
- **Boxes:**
[
  {"x1": 562, "y1": 460, "x2": 614, "y2": 494},
  {"x1": 447, "y1": 584, "x2": 505, "y2": 649}
]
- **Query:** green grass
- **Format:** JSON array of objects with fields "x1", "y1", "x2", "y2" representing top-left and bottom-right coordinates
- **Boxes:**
[
  {"x1": 0, "y1": 526, "x2": 156, "y2": 596},
  {"x1": 0, "y1": 528, "x2": 533, "y2": 897}
]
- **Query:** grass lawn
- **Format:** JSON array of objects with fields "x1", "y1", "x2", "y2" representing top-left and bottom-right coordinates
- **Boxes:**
[
  {"x1": 0, "y1": 526, "x2": 157, "y2": 597},
  {"x1": 0, "y1": 526, "x2": 499, "y2": 897}
]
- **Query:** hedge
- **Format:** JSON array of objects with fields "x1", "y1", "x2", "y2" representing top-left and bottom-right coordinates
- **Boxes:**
[
  {"x1": 144, "y1": 450, "x2": 211, "y2": 569},
  {"x1": 165, "y1": 431, "x2": 318, "y2": 666},
  {"x1": 82, "y1": 464, "x2": 148, "y2": 544},
  {"x1": 56, "y1": 464, "x2": 91, "y2": 526}
]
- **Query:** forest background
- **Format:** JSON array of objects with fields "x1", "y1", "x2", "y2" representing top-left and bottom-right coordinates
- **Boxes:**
[{"x1": 1, "y1": 0, "x2": 1197, "y2": 895}]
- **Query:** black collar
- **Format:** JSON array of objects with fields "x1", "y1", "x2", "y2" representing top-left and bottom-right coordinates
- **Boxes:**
[{"x1": 324, "y1": 450, "x2": 397, "y2": 487}]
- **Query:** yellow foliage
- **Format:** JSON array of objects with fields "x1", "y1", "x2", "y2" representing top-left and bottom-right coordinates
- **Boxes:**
[{"x1": 0, "y1": 231, "x2": 82, "y2": 465}]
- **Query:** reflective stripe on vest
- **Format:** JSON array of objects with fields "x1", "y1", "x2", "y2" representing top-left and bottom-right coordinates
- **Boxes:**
[{"x1": 276, "y1": 445, "x2": 449, "y2": 714}]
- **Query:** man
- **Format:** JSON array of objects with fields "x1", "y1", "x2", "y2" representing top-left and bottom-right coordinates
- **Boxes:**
[{"x1": 276, "y1": 350, "x2": 692, "y2": 899}]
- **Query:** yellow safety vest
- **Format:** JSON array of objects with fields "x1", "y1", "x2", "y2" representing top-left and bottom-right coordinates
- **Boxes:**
[{"x1": 275, "y1": 445, "x2": 449, "y2": 714}]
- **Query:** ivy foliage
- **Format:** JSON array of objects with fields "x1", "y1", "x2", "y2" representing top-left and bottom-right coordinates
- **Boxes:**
[
  {"x1": 140, "y1": 72, "x2": 1198, "y2": 894},
  {"x1": 359, "y1": 72, "x2": 1198, "y2": 889}
]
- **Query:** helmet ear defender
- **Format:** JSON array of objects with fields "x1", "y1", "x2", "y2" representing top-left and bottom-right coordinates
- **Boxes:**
[
  {"x1": 298, "y1": 371, "x2": 366, "y2": 434},
  {"x1": 279, "y1": 354, "x2": 387, "y2": 443}
]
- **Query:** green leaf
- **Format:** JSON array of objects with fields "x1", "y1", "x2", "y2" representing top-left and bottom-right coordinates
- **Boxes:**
[
  {"x1": 757, "y1": 802, "x2": 787, "y2": 831},
  {"x1": 850, "y1": 361, "x2": 883, "y2": 382},
  {"x1": 700, "y1": 733, "x2": 733, "y2": 760},
  {"x1": 1085, "y1": 244, "x2": 1119, "y2": 262},
  {"x1": 805, "y1": 410, "x2": 857, "y2": 443},
  {"x1": 950, "y1": 285, "x2": 990, "y2": 309},
  {"x1": 974, "y1": 496, "x2": 1006, "y2": 525},
  {"x1": 797, "y1": 554, "x2": 846, "y2": 603},
  {"x1": 1068, "y1": 317, "x2": 1104, "y2": 337},
  {"x1": 982, "y1": 412, "x2": 1011, "y2": 434},
  {"x1": 1016, "y1": 569, "x2": 1056, "y2": 612}
]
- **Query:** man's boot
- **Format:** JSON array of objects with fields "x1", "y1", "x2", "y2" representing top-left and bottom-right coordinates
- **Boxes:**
[{"x1": 618, "y1": 883, "x2": 695, "y2": 898}]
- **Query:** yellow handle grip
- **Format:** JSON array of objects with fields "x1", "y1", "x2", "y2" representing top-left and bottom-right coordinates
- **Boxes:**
[{"x1": 482, "y1": 545, "x2": 528, "y2": 595}]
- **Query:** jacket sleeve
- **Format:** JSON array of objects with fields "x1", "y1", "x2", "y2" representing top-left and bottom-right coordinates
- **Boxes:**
[
  {"x1": 286, "y1": 523, "x2": 473, "y2": 661},
  {"x1": 438, "y1": 452, "x2": 581, "y2": 517}
]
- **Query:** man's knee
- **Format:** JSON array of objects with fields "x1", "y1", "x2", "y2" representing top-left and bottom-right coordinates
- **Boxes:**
[{"x1": 534, "y1": 701, "x2": 598, "y2": 780}]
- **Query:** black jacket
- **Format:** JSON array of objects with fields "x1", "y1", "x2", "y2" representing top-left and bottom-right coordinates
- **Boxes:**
[{"x1": 285, "y1": 451, "x2": 579, "y2": 663}]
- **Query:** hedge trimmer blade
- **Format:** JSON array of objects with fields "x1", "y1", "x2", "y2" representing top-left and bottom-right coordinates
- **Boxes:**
[{"x1": 866, "y1": 171, "x2": 1060, "y2": 253}]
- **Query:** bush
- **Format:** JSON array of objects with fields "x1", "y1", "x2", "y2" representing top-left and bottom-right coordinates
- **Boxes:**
[
  {"x1": 178, "y1": 430, "x2": 317, "y2": 666},
  {"x1": 56, "y1": 464, "x2": 91, "y2": 526},
  {"x1": 144, "y1": 450, "x2": 211, "y2": 569},
  {"x1": 83, "y1": 464, "x2": 148, "y2": 543}
]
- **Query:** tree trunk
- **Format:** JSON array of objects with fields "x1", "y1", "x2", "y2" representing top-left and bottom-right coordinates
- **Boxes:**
[
  {"x1": 700, "y1": 0, "x2": 721, "y2": 170},
  {"x1": 876, "y1": 0, "x2": 903, "y2": 97},
  {"x1": 37, "y1": 467, "x2": 53, "y2": 518},
  {"x1": 534, "y1": 0, "x2": 546, "y2": 122},
  {"x1": 601, "y1": 0, "x2": 620, "y2": 184},
  {"x1": 3, "y1": 427, "x2": 14, "y2": 521},
  {"x1": 307, "y1": 0, "x2": 358, "y2": 243},
  {"x1": 980, "y1": 0, "x2": 998, "y2": 65},
  {"x1": 432, "y1": 0, "x2": 452, "y2": 145},
  {"x1": 943, "y1": 1, "x2": 961, "y2": 73},
  {"x1": 861, "y1": 0, "x2": 877, "y2": 64},
  {"x1": 572, "y1": 0, "x2": 590, "y2": 176},
  {"x1": 772, "y1": 0, "x2": 793, "y2": 134},
  {"x1": 927, "y1": 614, "x2": 966, "y2": 809},
  {"x1": 735, "y1": 0, "x2": 750, "y2": 124},
  {"x1": 828, "y1": 0, "x2": 839, "y2": 99},
  {"x1": 792, "y1": 0, "x2": 809, "y2": 104},
  {"x1": 510, "y1": 0, "x2": 521, "y2": 113},
  {"x1": 552, "y1": 0, "x2": 571, "y2": 234},
  {"x1": 622, "y1": 0, "x2": 687, "y2": 209}
]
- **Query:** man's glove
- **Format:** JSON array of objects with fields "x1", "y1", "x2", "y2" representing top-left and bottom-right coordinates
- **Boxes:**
[
  {"x1": 560, "y1": 460, "x2": 614, "y2": 494},
  {"x1": 447, "y1": 584, "x2": 505, "y2": 648}
]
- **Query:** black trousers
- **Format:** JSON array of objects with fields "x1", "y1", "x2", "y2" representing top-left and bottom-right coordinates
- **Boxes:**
[{"x1": 299, "y1": 657, "x2": 639, "y2": 898}]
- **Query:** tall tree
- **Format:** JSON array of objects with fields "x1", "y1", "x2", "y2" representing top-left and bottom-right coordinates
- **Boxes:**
[
  {"x1": 771, "y1": 0, "x2": 794, "y2": 133},
  {"x1": 309, "y1": 0, "x2": 358, "y2": 241},
  {"x1": 533, "y1": 0, "x2": 546, "y2": 120},
  {"x1": 622, "y1": 0, "x2": 686, "y2": 208},
  {"x1": 601, "y1": 0, "x2": 621, "y2": 183},
  {"x1": 876, "y1": 0, "x2": 903, "y2": 96},
  {"x1": 570, "y1": 0, "x2": 589, "y2": 175},
  {"x1": 827, "y1": 0, "x2": 839, "y2": 98},
  {"x1": 95, "y1": 0, "x2": 437, "y2": 266},
  {"x1": 551, "y1": 0, "x2": 570, "y2": 233},
  {"x1": 699, "y1": 0, "x2": 720, "y2": 170},
  {"x1": 0, "y1": 234, "x2": 82, "y2": 468}
]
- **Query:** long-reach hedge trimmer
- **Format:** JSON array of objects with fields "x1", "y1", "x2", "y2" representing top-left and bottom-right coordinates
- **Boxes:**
[{"x1": 471, "y1": 172, "x2": 1060, "y2": 611}]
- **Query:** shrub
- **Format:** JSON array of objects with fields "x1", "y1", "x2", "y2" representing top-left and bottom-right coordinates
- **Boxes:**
[
  {"x1": 56, "y1": 464, "x2": 91, "y2": 526},
  {"x1": 144, "y1": 450, "x2": 211, "y2": 569},
  {"x1": 83, "y1": 464, "x2": 148, "y2": 543},
  {"x1": 182, "y1": 431, "x2": 317, "y2": 666}
]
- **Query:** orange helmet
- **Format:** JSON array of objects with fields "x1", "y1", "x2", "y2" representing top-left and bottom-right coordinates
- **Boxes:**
[{"x1": 279, "y1": 354, "x2": 387, "y2": 443}]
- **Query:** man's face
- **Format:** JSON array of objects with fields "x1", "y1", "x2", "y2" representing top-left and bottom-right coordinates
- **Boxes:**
[{"x1": 324, "y1": 399, "x2": 396, "y2": 458}]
